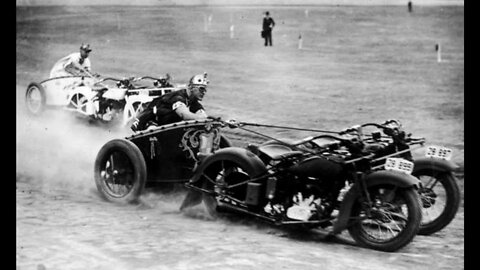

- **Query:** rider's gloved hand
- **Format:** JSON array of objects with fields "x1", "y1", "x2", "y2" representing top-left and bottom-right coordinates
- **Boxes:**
[
  {"x1": 226, "y1": 119, "x2": 239, "y2": 128},
  {"x1": 131, "y1": 119, "x2": 140, "y2": 132},
  {"x1": 207, "y1": 116, "x2": 222, "y2": 121}
]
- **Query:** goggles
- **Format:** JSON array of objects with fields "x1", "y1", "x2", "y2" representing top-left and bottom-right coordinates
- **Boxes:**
[{"x1": 193, "y1": 86, "x2": 207, "y2": 93}]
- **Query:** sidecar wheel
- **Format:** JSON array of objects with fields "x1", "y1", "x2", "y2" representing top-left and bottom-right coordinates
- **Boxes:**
[
  {"x1": 94, "y1": 139, "x2": 147, "y2": 204},
  {"x1": 413, "y1": 170, "x2": 460, "y2": 235},
  {"x1": 68, "y1": 93, "x2": 89, "y2": 114},
  {"x1": 123, "y1": 101, "x2": 144, "y2": 126},
  {"x1": 348, "y1": 185, "x2": 421, "y2": 252},
  {"x1": 25, "y1": 83, "x2": 46, "y2": 116}
]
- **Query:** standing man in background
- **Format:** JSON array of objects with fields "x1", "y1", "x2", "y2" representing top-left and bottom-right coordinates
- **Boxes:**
[{"x1": 262, "y1": 11, "x2": 275, "y2": 47}]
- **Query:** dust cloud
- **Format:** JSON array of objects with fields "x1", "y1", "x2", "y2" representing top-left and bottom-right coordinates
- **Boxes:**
[{"x1": 16, "y1": 93, "x2": 129, "y2": 199}]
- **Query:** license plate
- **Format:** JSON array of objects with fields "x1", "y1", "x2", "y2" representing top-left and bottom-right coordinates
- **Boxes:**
[
  {"x1": 384, "y1": 158, "x2": 414, "y2": 175},
  {"x1": 425, "y1": 145, "x2": 453, "y2": 160}
]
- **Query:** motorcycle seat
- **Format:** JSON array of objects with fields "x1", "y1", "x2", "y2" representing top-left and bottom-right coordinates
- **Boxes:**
[{"x1": 258, "y1": 144, "x2": 304, "y2": 161}]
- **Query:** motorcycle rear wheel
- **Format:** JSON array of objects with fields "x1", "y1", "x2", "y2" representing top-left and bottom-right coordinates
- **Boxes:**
[
  {"x1": 201, "y1": 159, "x2": 261, "y2": 217},
  {"x1": 413, "y1": 169, "x2": 460, "y2": 235},
  {"x1": 348, "y1": 185, "x2": 421, "y2": 252}
]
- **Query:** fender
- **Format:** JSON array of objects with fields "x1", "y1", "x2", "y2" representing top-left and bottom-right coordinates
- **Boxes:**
[
  {"x1": 413, "y1": 157, "x2": 459, "y2": 173},
  {"x1": 189, "y1": 147, "x2": 267, "y2": 184},
  {"x1": 331, "y1": 170, "x2": 420, "y2": 234}
]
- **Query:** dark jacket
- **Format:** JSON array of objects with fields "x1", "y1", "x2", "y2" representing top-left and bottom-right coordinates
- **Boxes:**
[
  {"x1": 263, "y1": 17, "x2": 275, "y2": 31},
  {"x1": 147, "y1": 89, "x2": 204, "y2": 126}
]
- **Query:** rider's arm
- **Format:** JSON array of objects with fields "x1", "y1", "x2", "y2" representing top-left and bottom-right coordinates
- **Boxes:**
[
  {"x1": 63, "y1": 55, "x2": 91, "y2": 76},
  {"x1": 173, "y1": 102, "x2": 207, "y2": 120},
  {"x1": 64, "y1": 61, "x2": 79, "y2": 75}
]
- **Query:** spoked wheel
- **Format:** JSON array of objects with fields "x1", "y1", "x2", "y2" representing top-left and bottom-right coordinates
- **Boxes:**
[
  {"x1": 94, "y1": 139, "x2": 147, "y2": 204},
  {"x1": 201, "y1": 159, "x2": 253, "y2": 217},
  {"x1": 69, "y1": 93, "x2": 89, "y2": 114},
  {"x1": 413, "y1": 169, "x2": 460, "y2": 235},
  {"x1": 348, "y1": 185, "x2": 421, "y2": 252},
  {"x1": 123, "y1": 101, "x2": 144, "y2": 126},
  {"x1": 25, "y1": 83, "x2": 46, "y2": 116}
]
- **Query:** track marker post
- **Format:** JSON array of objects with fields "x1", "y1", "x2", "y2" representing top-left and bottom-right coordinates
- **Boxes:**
[
  {"x1": 298, "y1": 33, "x2": 303, "y2": 50},
  {"x1": 203, "y1": 14, "x2": 208, "y2": 32},
  {"x1": 230, "y1": 25, "x2": 235, "y2": 39},
  {"x1": 435, "y1": 43, "x2": 442, "y2": 63},
  {"x1": 116, "y1": 13, "x2": 121, "y2": 30}
]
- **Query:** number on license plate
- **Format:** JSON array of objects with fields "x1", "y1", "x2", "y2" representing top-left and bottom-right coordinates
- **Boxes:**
[
  {"x1": 384, "y1": 158, "x2": 414, "y2": 175},
  {"x1": 425, "y1": 145, "x2": 453, "y2": 160}
]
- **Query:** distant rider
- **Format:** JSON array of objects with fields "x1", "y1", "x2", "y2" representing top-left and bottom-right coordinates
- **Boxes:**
[
  {"x1": 49, "y1": 43, "x2": 97, "y2": 78},
  {"x1": 130, "y1": 73, "x2": 209, "y2": 132}
]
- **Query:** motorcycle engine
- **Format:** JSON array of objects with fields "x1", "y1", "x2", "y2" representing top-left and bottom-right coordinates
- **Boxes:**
[{"x1": 264, "y1": 191, "x2": 328, "y2": 221}]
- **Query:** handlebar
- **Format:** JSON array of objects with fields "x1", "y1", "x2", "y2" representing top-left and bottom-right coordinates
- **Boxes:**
[
  {"x1": 96, "y1": 77, "x2": 123, "y2": 83},
  {"x1": 133, "y1": 76, "x2": 163, "y2": 81},
  {"x1": 292, "y1": 134, "x2": 356, "y2": 146}
]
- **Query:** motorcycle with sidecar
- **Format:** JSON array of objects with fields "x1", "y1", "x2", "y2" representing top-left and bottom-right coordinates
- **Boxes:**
[
  {"x1": 181, "y1": 119, "x2": 423, "y2": 252},
  {"x1": 254, "y1": 119, "x2": 461, "y2": 236},
  {"x1": 24, "y1": 74, "x2": 181, "y2": 126}
]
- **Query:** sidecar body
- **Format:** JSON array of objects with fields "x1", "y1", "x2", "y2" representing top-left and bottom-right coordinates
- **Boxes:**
[{"x1": 93, "y1": 119, "x2": 231, "y2": 203}]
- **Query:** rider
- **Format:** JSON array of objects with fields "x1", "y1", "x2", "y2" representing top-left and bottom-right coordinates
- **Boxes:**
[
  {"x1": 49, "y1": 43, "x2": 97, "y2": 78},
  {"x1": 130, "y1": 73, "x2": 209, "y2": 132}
]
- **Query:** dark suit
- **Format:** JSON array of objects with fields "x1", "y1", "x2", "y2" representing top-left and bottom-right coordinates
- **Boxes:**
[{"x1": 262, "y1": 17, "x2": 275, "y2": 46}]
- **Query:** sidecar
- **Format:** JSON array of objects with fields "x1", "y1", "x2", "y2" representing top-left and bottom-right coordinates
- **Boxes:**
[
  {"x1": 93, "y1": 119, "x2": 232, "y2": 203},
  {"x1": 24, "y1": 75, "x2": 180, "y2": 125},
  {"x1": 25, "y1": 75, "x2": 96, "y2": 115}
]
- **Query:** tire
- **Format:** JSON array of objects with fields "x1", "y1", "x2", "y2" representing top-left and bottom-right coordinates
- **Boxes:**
[
  {"x1": 94, "y1": 139, "x2": 147, "y2": 204},
  {"x1": 201, "y1": 158, "x2": 262, "y2": 217},
  {"x1": 25, "y1": 82, "x2": 46, "y2": 116},
  {"x1": 413, "y1": 169, "x2": 461, "y2": 235},
  {"x1": 348, "y1": 185, "x2": 421, "y2": 252}
]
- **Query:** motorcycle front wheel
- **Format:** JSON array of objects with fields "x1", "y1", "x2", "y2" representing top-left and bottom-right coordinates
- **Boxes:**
[
  {"x1": 413, "y1": 169, "x2": 460, "y2": 235},
  {"x1": 348, "y1": 185, "x2": 421, "y2": 252}
]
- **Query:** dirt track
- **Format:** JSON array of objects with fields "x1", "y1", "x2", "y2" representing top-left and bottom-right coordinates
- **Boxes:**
[{"x1": 16, "y1": 95, "x2": 464, "y2": 270}]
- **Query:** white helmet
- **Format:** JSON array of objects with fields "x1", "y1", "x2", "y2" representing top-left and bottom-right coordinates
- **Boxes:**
[{"x1": 189, "y1": 72, "x2": 209, "y2": 87}]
